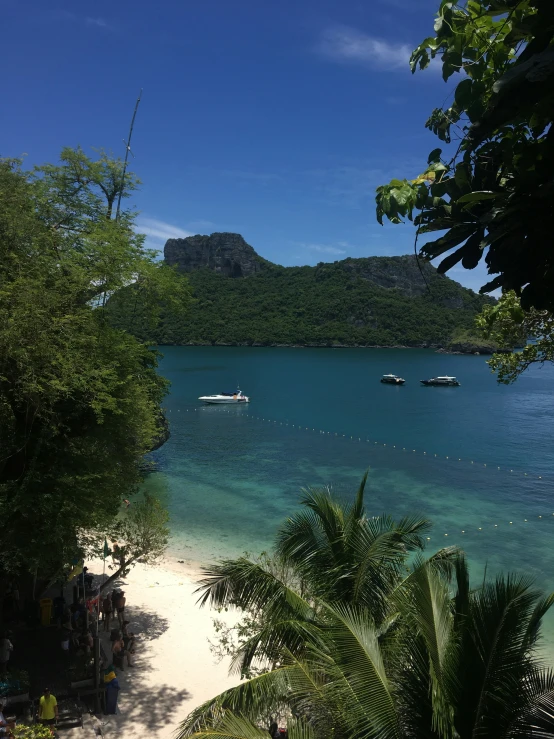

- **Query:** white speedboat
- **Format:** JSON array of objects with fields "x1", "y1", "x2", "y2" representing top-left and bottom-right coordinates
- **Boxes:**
[
  {"x1": 420, "y1": 376, "x2": 460, "y2": 387},
  {"x1": 380, "y1": 374, "x2": 405, "y2": 385},
  {"x1": 198, "y1": 389, "x2": 250, "y2": 404}
]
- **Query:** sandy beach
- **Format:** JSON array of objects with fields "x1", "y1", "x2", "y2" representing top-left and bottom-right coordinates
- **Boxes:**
[{"x1": 87, "y1": 556, "x2": 241, "y2": 739}]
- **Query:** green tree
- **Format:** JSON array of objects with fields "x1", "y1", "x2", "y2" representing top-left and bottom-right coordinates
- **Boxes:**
[
  {"x1": 0, "y1": 150, "x2": 190, "y2": 597},
  {"x1": 476, "y1": 290, "x2": 554, "y2": 383},
  {"x1": 375, "y1": 0, "x2": 554, "y2": 313},
  {"x1": 96, "y1": 493, "x2": 170, "y2": 593},
  {"x1": 178, "y1": 485, "x2": 554, "y2": 738},
  {"x1": 195, "y1": 474, "x2": 457, "y2": 678}
]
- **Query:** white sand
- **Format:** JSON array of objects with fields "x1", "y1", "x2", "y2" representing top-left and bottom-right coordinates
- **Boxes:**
[{"x1": 87, "y1": 557, "x2": 241, "y2": 739}]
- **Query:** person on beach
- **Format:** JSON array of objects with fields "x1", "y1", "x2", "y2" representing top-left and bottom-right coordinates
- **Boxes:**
[
  {"x1": 0, "y1": 699, "x2": 15, "y2": 737},
  {"x1": 111, "y1": 636, "x2": 126, "y2": 671},
  {"x1": 104, "y1": 668, "x2": 120, "y2": 714},
  {"x1": 115, "y1": 591, "x2": 126, "y2": 625},
  {"x1": 102, "y1": 595, "x2": 113, "y2": 630},
  {"x1": 0, "y1": 634, "x2": 13, "y2": 677},
  {"x1": 38, "y1": 689, "x2": 58, "y2": 725},
  {"x1": 121, "y1": 622, "x2": 136, "y2": 666}
]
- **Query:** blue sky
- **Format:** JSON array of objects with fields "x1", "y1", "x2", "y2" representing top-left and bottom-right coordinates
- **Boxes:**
[{"x1": 3, "y1": 0, "x2": 488, "y2": 291}]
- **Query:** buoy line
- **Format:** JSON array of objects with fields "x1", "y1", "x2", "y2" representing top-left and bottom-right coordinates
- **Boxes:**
[
  {"x1": 164, "y1": 406, "x2": 554, "y2": 542},
  {"x1": 170, "y1": 406, "x2": 548, "y2": 482}
]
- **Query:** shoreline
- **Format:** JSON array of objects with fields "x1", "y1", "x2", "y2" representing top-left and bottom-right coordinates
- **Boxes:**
[
  {"x1": 153, "y1": 343, "x2": 507, "y2": 355},
  {"x1": 88, "y1": 554, "x2": 241, "y2": 739}
]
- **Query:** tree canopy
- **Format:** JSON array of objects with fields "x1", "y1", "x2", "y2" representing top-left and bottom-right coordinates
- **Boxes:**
[
  {"x1": 108, "y1": 258, "x2": 492, "y2": 348},
  {"x1": 0, "y1": 149, "x2": 190, "y2": 596},
  {"x1": 376, "y1": 0, "x2": 554, "y2": 312}
]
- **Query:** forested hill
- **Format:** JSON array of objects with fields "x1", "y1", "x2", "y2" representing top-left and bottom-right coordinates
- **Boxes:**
[{"x1": 108, "y1": 233, "x2": 493, "y2": 348}]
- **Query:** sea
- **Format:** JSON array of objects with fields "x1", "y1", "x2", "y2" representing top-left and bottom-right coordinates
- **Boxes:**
[{"x1": 145, "y1": 346, "x2": 554, "y2": 638}]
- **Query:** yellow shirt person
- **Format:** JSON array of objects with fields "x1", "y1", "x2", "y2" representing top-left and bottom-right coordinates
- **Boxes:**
[{"x1": 39, "y1": 689, "x2": 58, "y2": 724}]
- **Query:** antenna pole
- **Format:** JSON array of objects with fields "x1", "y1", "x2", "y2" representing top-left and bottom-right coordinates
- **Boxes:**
[{"x1": 116, "y1": 89, "x2": 142, "y2": 220}]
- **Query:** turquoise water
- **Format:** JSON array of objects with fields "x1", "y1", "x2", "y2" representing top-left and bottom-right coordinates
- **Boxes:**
[{"x1": 147, "y1": 346, "x2": 554, "y2": 631}]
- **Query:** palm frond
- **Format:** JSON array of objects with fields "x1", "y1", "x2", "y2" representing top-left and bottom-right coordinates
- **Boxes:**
[
  {"x1": 195, "y1": 558, "x2": 312, "y2": 622},
  {"x1": 276, "y1": 507, "x2": 334, "y2": 578},
  {"x1": 347, "y1": 469, "x2": 369, "y2": 526},
  {"x1": 286, "y1": 718, "x2": 317, "y2": 739},
  {"x1": 508, "y1": 667, "x2": 554, "y2": 738},
  {"x1": 402, "y1": 562, "x2": 456, "y2": 737},
  {"x1": 176, "y1": 666, "x2": 293, "y2": 739},
  {"x1": 459, "y1": 573, "x2": 543, "y2": 738},
  {"x1": 323, "y1": 602, "x2": 402, "y2": 739},
  {"x1": 184, "y1": 713, "x2": 272, "y2": 739},
  {"x1": 524, "y1": 593, "x2": 554, "y2": 651},
  {"x1": 229, "y1": 618, "x2": 325, "y2": 675}
]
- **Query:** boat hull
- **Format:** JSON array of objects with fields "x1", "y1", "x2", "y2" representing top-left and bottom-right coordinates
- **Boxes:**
[
  {"x1": 381, "y1": 378, "x2": 405, "y2": 385},
  {"x1": 420, "y1": 380, "x2": 460, "y2": 387},
  {"x1": 199, "y1": 397, "x2": 249, "y2": 404}
]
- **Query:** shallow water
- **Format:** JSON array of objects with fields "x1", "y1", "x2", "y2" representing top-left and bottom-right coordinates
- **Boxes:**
[{"x1": 147, "y1": 346, "x2": 554, "y2": 639}]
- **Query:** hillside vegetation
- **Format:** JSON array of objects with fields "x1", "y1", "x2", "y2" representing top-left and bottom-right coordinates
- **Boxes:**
[{"x1": 108, "y1": 255, "x2": 493, "y2": 348}]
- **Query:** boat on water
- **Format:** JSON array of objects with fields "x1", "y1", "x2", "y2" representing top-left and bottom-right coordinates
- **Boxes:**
[
  {"x1": 380, "y1": 374, "x2": 405, "y2": 385},
  {"x1": 420, "y1": 376, "x2": 460, "y2": 387},
  {"x1": 198, "y1": 389, "x2": 250, "y2": 404}
]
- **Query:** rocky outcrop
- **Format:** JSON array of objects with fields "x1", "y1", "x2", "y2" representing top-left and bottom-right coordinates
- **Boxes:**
[
  {"x1": 164, "y1": 233, "x2": 267, "y2": 278},
  {"x1": 337, "y1": 255, "x2": 440, "y2": 297},
  {"x1": 437, "y1": 342, "x2": 512, "y2": 355}
]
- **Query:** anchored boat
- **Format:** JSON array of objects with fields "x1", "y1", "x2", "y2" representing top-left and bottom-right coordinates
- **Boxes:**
[
  {"x1": 420, "y1": 376, "x2": 460, "y2": 387},
  {"x1": 380, "y1": 374, "x2": 405, "y2": 385},
  {"x1": 198, "y1": 388, "x2": 250, "y2": 404}
]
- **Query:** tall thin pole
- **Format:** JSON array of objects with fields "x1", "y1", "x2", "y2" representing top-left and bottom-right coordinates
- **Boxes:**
[{"x1": 115, "y1": 89, "x2": 142, "y2": 221}]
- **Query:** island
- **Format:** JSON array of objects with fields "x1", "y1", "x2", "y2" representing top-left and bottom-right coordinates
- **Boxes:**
[{"x1": 109, "y1": 232, "x2": 497, "y2": 350}]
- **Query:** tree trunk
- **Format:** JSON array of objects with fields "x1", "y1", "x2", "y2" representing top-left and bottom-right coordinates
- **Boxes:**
[{"x1": 98, "y1": 554, "x2": 140, "y2": 594}]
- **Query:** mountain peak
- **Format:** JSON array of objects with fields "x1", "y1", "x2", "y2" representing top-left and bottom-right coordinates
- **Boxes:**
[{"x1": 164, "y1": 232, "x2": 268, "y2": 278}]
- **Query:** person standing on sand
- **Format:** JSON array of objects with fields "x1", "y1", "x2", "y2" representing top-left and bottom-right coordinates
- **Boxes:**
[
  {"x1": 115, "y1": 591, "x2": 126, "y2": 626},
  {"x1": 102, "y1": 595, "x2": 113, "y2": 631},
  {"x1": 38, "y1": 689, "x2": 58, "y2": 725}
]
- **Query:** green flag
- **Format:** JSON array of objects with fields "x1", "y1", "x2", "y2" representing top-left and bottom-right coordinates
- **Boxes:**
[{"x1": 103, "y1": 539, "x2": 109, "y2": 559}]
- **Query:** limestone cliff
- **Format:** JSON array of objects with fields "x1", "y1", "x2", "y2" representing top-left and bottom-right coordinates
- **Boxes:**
[{"x1": 164, "y1": 232, "x2": 267, "y2": 278}]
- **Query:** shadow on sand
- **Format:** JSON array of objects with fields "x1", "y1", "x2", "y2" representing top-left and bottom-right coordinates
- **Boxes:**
[{"x1": 103, "y1": 681, "x2": 192, "y2": 736}]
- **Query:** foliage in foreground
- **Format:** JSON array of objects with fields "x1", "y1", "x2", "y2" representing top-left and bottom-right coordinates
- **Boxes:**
[
  {"x1": 376, "y1": 0, "x2": 554, "y2": 314},
  {"x1": 178, "y1": 475, "x2": 554, "y2": 739},
  {"x1": 0, "y1": 149, "x2": 190, "y2": 594},
  {"x1": 477, "y1": 291, "x2": 554, "y2": 383}
]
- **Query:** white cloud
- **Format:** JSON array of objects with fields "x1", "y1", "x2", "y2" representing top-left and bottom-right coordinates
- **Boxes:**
[
  {"x1": 135, "y1": 218, "x2": 191, "y2": 243},
  {"x1": 317, "y1": 26, "x2": 411, "y2": 70},
  {"x1": 296, "y1": 242, "x2": 347, "y2": 255},
  {"x1": 86, "y1": 17, "x2": 111, "y2": 29}
]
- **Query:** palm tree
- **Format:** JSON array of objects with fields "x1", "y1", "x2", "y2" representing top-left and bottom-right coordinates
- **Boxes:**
[
  {"x1": 195, "y1": 472, "x2": 458, "y2": 675},
  {"x1": 179, "y1": 555, "x2": 554, "y2": 739}
]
